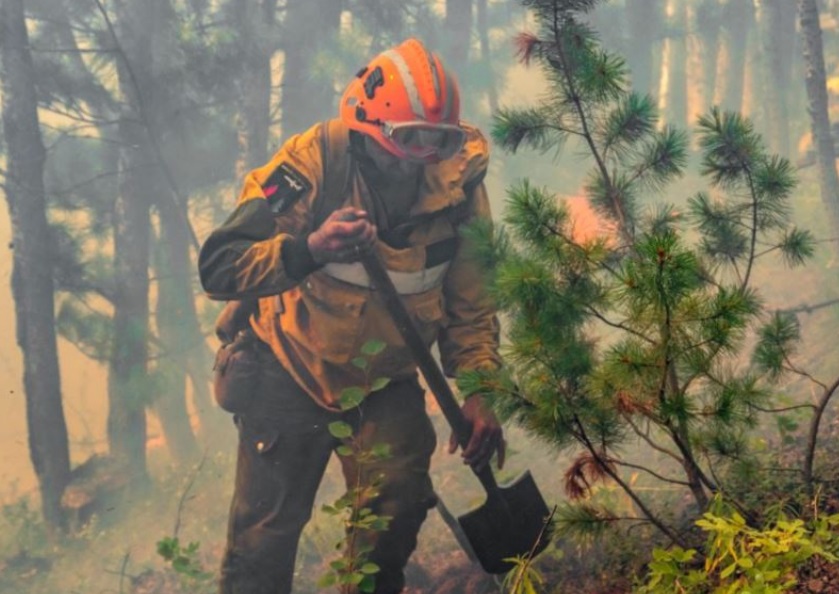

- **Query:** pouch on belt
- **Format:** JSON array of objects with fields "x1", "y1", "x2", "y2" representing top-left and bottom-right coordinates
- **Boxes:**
[{"x1": 213, "y1": 300, "x2": 262, "y2": 414}]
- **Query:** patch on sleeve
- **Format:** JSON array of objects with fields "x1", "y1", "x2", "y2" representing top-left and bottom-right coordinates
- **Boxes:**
[{"x1": 262, "y1": 162, "x2": 313, "y2": 214}]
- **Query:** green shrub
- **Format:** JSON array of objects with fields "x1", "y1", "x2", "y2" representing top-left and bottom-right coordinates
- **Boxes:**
[{"x1": 636, "y1": 496, "x2": 839, "y2": 593}]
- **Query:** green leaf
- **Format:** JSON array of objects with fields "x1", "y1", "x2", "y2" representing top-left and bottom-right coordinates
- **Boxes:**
[
  {"x1": 328, "y1": 421, "x2": 353, "y2": 439},
  {"x1": 336, "y1": 445, "x2": 354, "y2": 457},
  {"x1": 339, "y1": 386, "x2": 367, "y2": 410},
  {"x1": 720, "y1": 562, "x2": 737, "y2": 579},
  {"x1": 351, "y1": 357, "x2": 369, "y2": 370},
  {"x1": 370, "y1": 377, "x2": 391, "y2": 392},
  {"x1": 370, "y1": 443, "x2": 391, "y2": 458},
  {"x1": 359, "y1": 574, "x2": 377, "y2": 593},
  {"x1": 361, "y1": 339, "x2": 387, "y2": 356},
  {"x1": 360, "y1": 562, "x2": 380, "y2": 575}
]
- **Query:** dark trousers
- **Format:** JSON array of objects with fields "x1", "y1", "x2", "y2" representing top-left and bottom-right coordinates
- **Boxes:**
[{"x1": 219, "y1": 353, "x2": 437, "y2": 594}]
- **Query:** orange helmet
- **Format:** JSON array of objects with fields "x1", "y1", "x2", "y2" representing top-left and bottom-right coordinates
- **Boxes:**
[{"x1": 340, "y1": 38, "x2": 465, "y2": 164}]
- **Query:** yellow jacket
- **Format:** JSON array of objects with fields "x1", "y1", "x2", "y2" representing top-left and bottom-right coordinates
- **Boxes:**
[{"x1": 199, "y1": 119, "x2": 500, "y2": 409}]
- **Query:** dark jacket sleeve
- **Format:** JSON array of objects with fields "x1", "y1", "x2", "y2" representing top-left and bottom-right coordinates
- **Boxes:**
[{"x1": 198, "y1": 125, "x2": 324, "y2": 300}]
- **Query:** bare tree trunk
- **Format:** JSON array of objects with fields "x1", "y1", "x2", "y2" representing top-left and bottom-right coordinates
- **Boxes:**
[
  {"x1": 686, "y1": 0, "x2": 710, "y2": 126},
  {"x1": 761, "y1": 0, "x2": 795, "y2": 157},
  {"x1": 109, "y1": 113, "x2": 150, "y2": 478},
  {"x1": 233, "y1": 0, "x2": 278, "y2": 179},
  {"x1": 626, "y1": 0, "x2": 664, "y2": 97},
  {"x1": 659, "y1": 0, "x2": 687, "y2": 128},
  {"x1": 0, "y1": 0, "x2": 71, "y2": 530},
  {"x1": 445, "y1": 0, "x2": 473, "y2": 76},
  {"x1": 742, "y1": 4, "x2": 763, "y2": 127},
  {"x1": 476, "y1": 0, "x2": 498, "y2": 113},
  {"x1": 798, "y1": 0, "x2": 839, "y2": 224},
  {"x1": 105, "y1": 0, "x2": 167, "y2": 479},
  {"x1": 153, "y1": 211, "x2": 201, "y2": 464},
  {"x1": 280, "y1": 0, "x2": 343, "y2": 137},
  {"x1": 694, "y1": 0, "x2": 720, "y2": 111},
  {"x1": 713, "y1": 0, "x2": 755, "y2": 112}
]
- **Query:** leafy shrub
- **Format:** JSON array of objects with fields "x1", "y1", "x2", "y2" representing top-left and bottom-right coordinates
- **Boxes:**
[{"x1": 636, "y1": 496, "x2": 839, "y2": 593}]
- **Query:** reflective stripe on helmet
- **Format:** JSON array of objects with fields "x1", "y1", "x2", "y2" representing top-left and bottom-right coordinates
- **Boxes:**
[
  {"x1": 382, "y1": 49, "x2": 424, "y2": 119},
  {"x1": 322, "y1": 261, "x2": 450, "y2": 295},
  {"x1": 429, "y1": 56, "x2": 441, "y2": 102}
]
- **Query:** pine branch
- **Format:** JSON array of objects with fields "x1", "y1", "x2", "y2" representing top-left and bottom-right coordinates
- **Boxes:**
[
  {"x1": 742, "y1": 167, "x2": 759, "y2": 289},
  {"x1": 782, "y1": 353, "x2": 827, "y2": 390},
  {"x1": 610, "y1": 459, "x2": 692, "y2": 487},
  {"x1": 749, "y1": 402, "x2": 816, "y2": 414},
  {"x1": 573, "y1": 415, "x2": 688, "y2": 548},
  {"x1": 548, "y1": 5, "x2": 632, "y2": 243},
  {"x1": 804, "y1": 374, "x2": 839, "y2": 494},
  {"x1": 623, "y1": 415, "x2": 684, "y2": 464},
  {"x1": 585, "y1": 305, "x2": 655, "y2": 344}
]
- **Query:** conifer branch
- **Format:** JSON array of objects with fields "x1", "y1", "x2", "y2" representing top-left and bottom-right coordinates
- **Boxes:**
[
  {"x1": 573, "y1": 416, "x2": 687, "y2": 547},
  {"x1": 622, "y1": 415, "x2": 684, "y2": 464},
  {"x1": 610, "y1": 459, "x2": 692, "y2": 487},
  {"x1": 548, "y1": 5, "x2": 631, "y2": 243},
  {"x1": 804, "y1": 374, "x2": 839, "y2": 494},
  {"x1": 585, "y1": 306, "x2": 655, "y2": 343},
  {"x1": 749, "y1": 403, "x2": 816, "y2": 414},
  {"x1": 781, "y1": 353, "x2": 827, "y2": 390},
  {"x1": 742, "y1": 168, "x2": 759, "y2": 289}
]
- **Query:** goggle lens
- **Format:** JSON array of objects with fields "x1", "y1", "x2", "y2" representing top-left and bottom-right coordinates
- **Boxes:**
[{"x1": 388, "y1": 125, "x2": 466, "y2": 161}]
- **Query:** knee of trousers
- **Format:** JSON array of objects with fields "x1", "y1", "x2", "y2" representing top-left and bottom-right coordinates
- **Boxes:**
[{"x1": 355, "y1": 473, "x2": 437, "y2": 565}]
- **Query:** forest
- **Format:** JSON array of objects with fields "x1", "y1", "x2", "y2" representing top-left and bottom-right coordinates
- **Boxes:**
[{"x1": 2, "y1": 0, "x2": 839, "y2": 592}]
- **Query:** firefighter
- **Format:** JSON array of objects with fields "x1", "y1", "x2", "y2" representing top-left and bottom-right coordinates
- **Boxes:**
[{"x1": 199, "y1": 38, "x2": 505, "y2": 594}]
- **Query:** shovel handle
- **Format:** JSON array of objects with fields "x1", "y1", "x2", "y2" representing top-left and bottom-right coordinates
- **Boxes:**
[{"x1": 359, "y1": 250, "x2": 500, "y2": 496}]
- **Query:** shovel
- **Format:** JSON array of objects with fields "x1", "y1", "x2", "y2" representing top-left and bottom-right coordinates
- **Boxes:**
[{"x1": 359, "y1": 250, "x2": 552, "y2": 574}]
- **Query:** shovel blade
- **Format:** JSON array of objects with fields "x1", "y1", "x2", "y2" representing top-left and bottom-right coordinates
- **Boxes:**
[{"x1": 457, "y1": 471, "x2": 551, "y2": 574}]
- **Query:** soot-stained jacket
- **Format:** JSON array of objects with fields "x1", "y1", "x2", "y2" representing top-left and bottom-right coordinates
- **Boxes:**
[{"x1": 198, "y1": 119, "x2": 501, "y2": 409}]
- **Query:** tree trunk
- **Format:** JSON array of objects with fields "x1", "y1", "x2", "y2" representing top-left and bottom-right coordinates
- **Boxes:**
[
  {"x1": 798, "y1": 0, "x2": 839, "y2": 224},
  {"x1": 0, "y1": 0, "x2": 71, "y2": 530},
  {"x1": 445, "y1": 0, "x2": 473, "y2": 76},
  {"x1": 626, "y1": 0, "x2": 664, "y2": 97},
  {"x1": 109, "y1": 113, "x2": 151, "y2": 478},
  {"x1": 713, "y1": 0, "x2": 755, "y2": 112},
  {"x1": 280, "y1": 0, "x2": 343, "y2": 138},
  {"x1": 685, "y1": 0, "x2": 711, "y2": 126},
  {"x1": 233, "y1": 0, "x2": 278, "y2": 179},
  {"x1": 153, "y1": 209, "x2": 201, "y2": 465},
  {"x1": 761, "y1": 0, "x2": 795, "y2": 157},
  {"x1": 476, "y1": 0, "x2": 498, "y2": 113},
  {"x1": 658, "y1": 0, "x2": 687, "y2": 128},
  {"x1": 694, "y1": 0, "x2": 720, "y2": 113},
  {"x1": 106, "y1": 0, "x2": 165, "y2": 479},
  {"x1": 742, "y1": 4, "x2": 763, "y2": 127}
]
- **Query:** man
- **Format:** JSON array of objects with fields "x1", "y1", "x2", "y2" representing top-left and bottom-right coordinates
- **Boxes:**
[{"x1": 199, "y1": 38, "x2": 505, "y2": 594}]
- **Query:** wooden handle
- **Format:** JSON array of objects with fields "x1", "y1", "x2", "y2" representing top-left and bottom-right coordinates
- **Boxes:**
[{"x1": 360, "y1": 251, "x2": 499, "y2": 495}]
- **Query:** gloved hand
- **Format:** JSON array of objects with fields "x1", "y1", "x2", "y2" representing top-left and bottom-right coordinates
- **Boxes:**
[
  {"x1": 307, "y1": 207, "x2": 377, "y2": 265},
  {"x1": 448, "y1": 394, "x2": 506, "y2": 472}
]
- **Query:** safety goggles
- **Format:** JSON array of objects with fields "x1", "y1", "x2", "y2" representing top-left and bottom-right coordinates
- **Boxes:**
[{"x1": 381, "y1": 121, "x2": 466, "y2": 161}]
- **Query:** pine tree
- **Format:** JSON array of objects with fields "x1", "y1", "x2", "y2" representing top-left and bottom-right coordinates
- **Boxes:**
[{"x1": 462, "y1": 0, "x2": 817, "y2": 546}]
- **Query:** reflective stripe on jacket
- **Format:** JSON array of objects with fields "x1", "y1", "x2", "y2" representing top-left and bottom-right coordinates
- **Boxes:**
[{"x1": 198, "y1": 119, "x2": 501, "y2": 409}]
